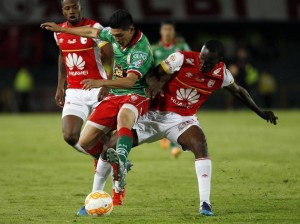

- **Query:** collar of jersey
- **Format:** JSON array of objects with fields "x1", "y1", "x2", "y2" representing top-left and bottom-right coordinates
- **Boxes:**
[
  {"x1": 160, "y1": 38, "x2": 175, "y2": 48},
  {"x1": 121, "y1": 29, "x2": 142, "y2": 51}
]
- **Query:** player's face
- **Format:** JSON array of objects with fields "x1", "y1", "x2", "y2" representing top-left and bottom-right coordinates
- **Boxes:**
[
  {"x1": 160, "y1": 24, "x2": 175, "y2": 42},
  {"x1": 110, "y1": 27, "x2": 134, "y2": 47},
  {"x1": 199, "y1": 46, "x2": 220, "y2": 73},
  {"x1": 61, "y1": 0, "x2": 82, "y2": 25}
]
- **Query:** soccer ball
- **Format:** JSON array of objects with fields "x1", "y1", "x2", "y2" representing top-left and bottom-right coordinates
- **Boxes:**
[{"x1": 84, "y1": 190, "x2": 113, "y2": 216}]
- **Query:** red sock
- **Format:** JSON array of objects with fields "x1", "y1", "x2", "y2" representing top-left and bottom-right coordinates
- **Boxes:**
[{"x1": 87, "y1": 140, "x2": 103, "y2": 159}]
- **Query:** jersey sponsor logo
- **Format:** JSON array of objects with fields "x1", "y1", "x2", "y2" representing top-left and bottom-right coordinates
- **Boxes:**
[
  {"x1": 67, "y1": 39, "x2": 76, "y2": 44},
  {"x1": 80, "y1": 37, "x2": 87, "y2": 44},
  {"x1": 170, "y1": 88, "x2": 200, "y2": 108},
  {"x1": 207, "y1": 79, "x2": 215, "y2": 87},
  {"x1": 66, "y1": 53, "x2": 85, "y2": 70},
  {"x1": 132, "y1": 51, "x2": 148, "y2": 61},
  {"x1": 185, "y1": 58, "x2": 195, "y2": 65},
  {"x1": 133, "y1": 59, "x2": 143, "y2": 68},
  {"x1": 59, "y1": 38, "x2": 64, "y2": 43},
  {"x1": 213, "y1": 68, "x2": 222, "y2": 76}
]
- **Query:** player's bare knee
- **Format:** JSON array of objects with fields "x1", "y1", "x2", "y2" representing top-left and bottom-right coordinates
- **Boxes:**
[{"x1": 63, "y1": 132, "x2": 80, "y2": 146}]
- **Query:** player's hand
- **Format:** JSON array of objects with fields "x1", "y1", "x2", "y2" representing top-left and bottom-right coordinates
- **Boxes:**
[
  {"x1": 97, "y1": 87, "x2": 110, "y2": 101},
  {"x1": 260, "y1": 110, "x2": 278, "y2": 125},
  {"x1": 40, "y1": 22, "x2": 61, "y2": 32},
  {"x1": 81, "y1": 79, "x2": 103, "y2": 90},
  {"x1": 55, "y1": 89, "x2": 65, "y2": 108},
  {"x1": 146, "y1": 76, "x2": 161, "y2": 99}
]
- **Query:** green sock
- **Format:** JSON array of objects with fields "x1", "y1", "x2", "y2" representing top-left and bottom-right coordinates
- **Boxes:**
[
  {"x1": 170, "y1": 142, "x2": 177, "y2": 150},
  {"x1": 116, "y1": 128, "x2": 133, "y2": 166}
]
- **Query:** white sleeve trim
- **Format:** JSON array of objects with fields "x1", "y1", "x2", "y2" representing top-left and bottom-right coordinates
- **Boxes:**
[
  {"x1": 222, "y1": 67, "x2": 235, "y2": 87},
  {"x1": 92, "y1": 22, "x2": 104, "y2": 45},
  {"x1": 161, "y1": 52, "x2": 184, "y2": 74}
]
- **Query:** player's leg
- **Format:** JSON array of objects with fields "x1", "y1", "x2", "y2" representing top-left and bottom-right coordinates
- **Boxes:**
[
  {"x1": 177, "y1": 125, "x2": 213, "y2": 216},
  {"x1": 106, "y1": 106, "x2": 136, "y2": 192},
  {"x1": 92, "y1": 130, "x2": 135, "y2": 206},
  {"x1": 79, "y1": 121, "x2": 109, "y2": 159},
  {"x1": 62, "y1": 115, "x2": 87, "y2": 153},
  {"x1": 61, "y1": 89, "x2": 93, "y2": 154},
  {"x1": 107, "y1": 95, "x2": 150, "y2": 192}
]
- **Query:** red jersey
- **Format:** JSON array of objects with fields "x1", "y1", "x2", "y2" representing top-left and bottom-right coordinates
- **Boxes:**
[
  {"x1": 54, "y1": 18, "x2": 108, "y2": 89},
  {"x1": 151, "y1": 51, "x2": 234, "y2": 116}
]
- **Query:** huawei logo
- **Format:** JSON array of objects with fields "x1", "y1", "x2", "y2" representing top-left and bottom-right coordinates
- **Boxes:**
[
  {"x1": 66, "y1": 53, "x2": 85, "y2": 70},
  {"x1": 176, "y1": 88, "x2": 200, "y2": 105}
]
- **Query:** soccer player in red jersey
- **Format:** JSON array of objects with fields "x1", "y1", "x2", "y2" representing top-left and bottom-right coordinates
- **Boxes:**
[
  {"x1": 55, "y1": 0, "x2": 113, "y2": 155},
  {"x1": 98, "y1": 40, "x2": 278, "y2": 216}
]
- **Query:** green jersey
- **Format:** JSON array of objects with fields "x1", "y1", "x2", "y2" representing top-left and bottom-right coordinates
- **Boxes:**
[
  {"x1": 98, "y1": 28, "x2": 154, "y2": 96},
  {"x1": 152, "y1": 37, "x2": 190, "y2": 66}
]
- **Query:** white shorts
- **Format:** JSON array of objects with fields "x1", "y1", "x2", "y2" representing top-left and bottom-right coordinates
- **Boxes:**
[
  {"x1": 62, "y1": 88, "x2": 101, "y2": 121},
  {"x1": 133, "y1": 110, "x2": 201, "y2": 146}
]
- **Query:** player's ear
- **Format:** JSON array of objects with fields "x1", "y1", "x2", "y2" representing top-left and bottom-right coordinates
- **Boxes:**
[{"x1": 129, "y1": 26, "x2": 134, "y2": 33}]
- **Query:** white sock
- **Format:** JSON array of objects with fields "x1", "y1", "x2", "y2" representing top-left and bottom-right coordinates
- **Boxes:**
[
  {"x1": 92, "y1": 158, "x2": 111, "y2": 191},
  {"x1": 73, "y1": 142, "x2": 88, "y2": 154},
  {"x1": 195, "y1": 159, "x2": 212, "y2": 207}
]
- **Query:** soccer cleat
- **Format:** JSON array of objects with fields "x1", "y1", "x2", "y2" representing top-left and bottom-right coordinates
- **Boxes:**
[
  {"x1": 171, "y1": 147, "x2": 182, "y2": 158},
  {"x1": 107, "y1": 148, "x2": 127, "y2": 192},
  {"x1": 160, "y1": 138, "x2": 170, "y2": 150},
  {"x1": 112, "y1": 188, "x2": 126, "y2": 206},
  {"x1": 77, "y1": 205, "x2": 88, "y2": 216},
  {"x1": 200, "y1": 202, "x2": 214, "y2": 216}
]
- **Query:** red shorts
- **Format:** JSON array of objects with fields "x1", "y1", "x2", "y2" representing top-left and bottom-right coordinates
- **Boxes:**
[{"x1": 88, "y1": 94, "x2": 150, "y2": 130}]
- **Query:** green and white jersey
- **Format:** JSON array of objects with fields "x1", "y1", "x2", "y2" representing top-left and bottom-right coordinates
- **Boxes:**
[
  {"x1": 152, "y1": 37, "x2": 190, "y2": 66},
  {"x1": 98, "y1": 28, "x2": 154, "y2": 96}
]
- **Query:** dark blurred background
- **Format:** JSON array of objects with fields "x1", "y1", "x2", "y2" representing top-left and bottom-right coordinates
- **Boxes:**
[{"x1": 1, "y1": 0, "x2": 299, "y2": 112}]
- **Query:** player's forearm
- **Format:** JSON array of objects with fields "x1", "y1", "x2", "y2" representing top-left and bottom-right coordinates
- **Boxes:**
[
  {"x1": 60, "y1": 26, "x2": 99, "y2": 39},
  {"x1": 237, "y1": 87, "x2": 263, "y2": 116},
  {"x1": 101, "y1": 78, "x2": 136, "y2": 89}
]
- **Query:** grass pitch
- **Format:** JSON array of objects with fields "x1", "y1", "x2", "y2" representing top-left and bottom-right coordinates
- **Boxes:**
[{"x1": 0, "y1": 110, "x2": 299, "y2": 224}]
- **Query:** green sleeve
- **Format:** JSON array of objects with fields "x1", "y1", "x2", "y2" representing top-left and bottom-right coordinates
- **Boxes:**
[{"x1": 98, "y1": 27, "x2": 113, "y2": 43}]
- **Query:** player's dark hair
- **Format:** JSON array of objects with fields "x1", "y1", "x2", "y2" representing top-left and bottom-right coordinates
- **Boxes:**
[
  {"x1": 109, "y1": 9, "x2": 133, "y2": 30},
  {"x1": 61, "y1": 0, "x2": 81, "y2": 5},
  {"x1": 160, "y1": 20, "x2": 175, "y2": 28},
  {"x1": 204, "y1": 40, "x2": 225, "y2": 60}
]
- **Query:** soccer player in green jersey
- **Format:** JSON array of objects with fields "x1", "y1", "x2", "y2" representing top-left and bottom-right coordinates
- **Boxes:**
[
  {"x1": 41, "y1": 9, "x2": 154, "y2": 213},
  {"x1": 152, "y1": 20, "x2": 190, "y2": 66},
  {"x1": 152, "y1": 20, "x2": 190, "y2": 157}
]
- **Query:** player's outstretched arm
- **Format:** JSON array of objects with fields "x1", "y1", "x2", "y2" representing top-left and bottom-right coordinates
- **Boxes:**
[
  {"x1": 40, "y1": 22, "x2": 99, "y2": 39},
  {"x1": 224, "y1": 82, "x2": 278, "y2": 125},
  {"x1": 81, "y1": 73, "x2": 138, "y2": 90}
]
